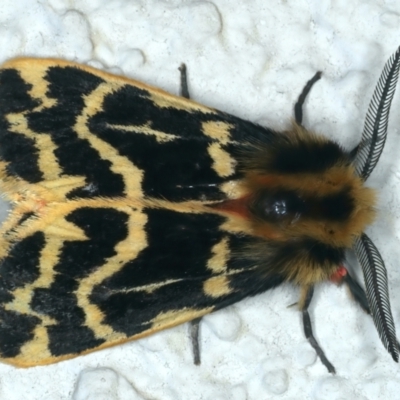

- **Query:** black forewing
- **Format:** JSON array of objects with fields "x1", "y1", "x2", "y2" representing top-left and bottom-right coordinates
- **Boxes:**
[{"x1": 0, "y1": 62, "x2": 278, "y2": 202}]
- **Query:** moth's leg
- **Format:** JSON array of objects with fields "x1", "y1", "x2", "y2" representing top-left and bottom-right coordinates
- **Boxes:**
[
  {"x1": 343, "y1": 272, "x2": 370, "y2": 313},
  {"x1": 179, "y1": 63, "x2": 190, "y2": 99},
  {"x1": 190, "y1": 318, "x2": 202, "y2": 365},
  {"x1": 178, "y1": 63, "x2": 203, "y2": 365},
  {"x1": 294, "y1": 71, "x2": 322, "y2": 125},
  {"x1": 301, "y1": 285, "x2": 336, "y2": 373}
]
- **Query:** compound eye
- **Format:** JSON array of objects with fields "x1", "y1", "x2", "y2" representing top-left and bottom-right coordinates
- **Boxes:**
[
  {"x1": 265, "y1": 198, "x2": 287, "y2": 217},
  {"x1": 251, "y1": 190, "x2": 305, "y2": 222}
]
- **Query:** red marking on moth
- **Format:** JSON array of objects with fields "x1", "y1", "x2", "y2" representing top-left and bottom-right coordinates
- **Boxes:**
[
  {"x1": 330, "y1": 265, "x2": 348, "y2": 283},
  {"x1": 209, "y1": 174, "x2": 284, "y2": 218},
  {"x1": 37, "y1": 199, "x2": 47, "y2": 210},
  {"x1": 209, "y1": 195, "x2": 252, "y2": 219},
  {"x1": 209, "y1": 195, "x2": 285, "y2": 240}
]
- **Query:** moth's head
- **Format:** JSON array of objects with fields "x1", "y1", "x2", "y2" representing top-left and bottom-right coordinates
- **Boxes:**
[{"x1": 241, "y1": 123, "x2": 376, "y2": 248}]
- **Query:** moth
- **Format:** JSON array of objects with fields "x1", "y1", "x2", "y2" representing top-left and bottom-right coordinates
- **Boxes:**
[{"x1": 0, "y1": 48, "x2": 398, "y2": 373}]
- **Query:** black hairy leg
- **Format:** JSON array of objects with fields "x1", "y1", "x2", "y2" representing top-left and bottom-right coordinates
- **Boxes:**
[
  {"x1": 343, "y1": 273, "x2": 370, "y2": 313},
  {"x1": 179, "y1": 63, "x2": 190, "y2": 99},
  {"x1": 190, "y1": 318, "x2": 202, "y2": 365},
  {"x1": 294, "y1": 71, "x2": 322, "y2": 125},
  {"x1": 302, "y1": 286, "x2": 336, "y2": 373}
]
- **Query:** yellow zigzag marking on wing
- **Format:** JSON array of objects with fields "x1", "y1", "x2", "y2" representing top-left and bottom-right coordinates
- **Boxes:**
[
  {"x1": 76, "y1": 204, "x2": 147, "y2": 340},
  {"x1": 76, "y1": 82, "x2": 144, "y2": 198}
]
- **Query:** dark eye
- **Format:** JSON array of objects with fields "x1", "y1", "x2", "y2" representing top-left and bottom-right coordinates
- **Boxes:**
[
  {"x1": 266, "y1": 198, "x2": 287, "y2": 216},
  {"x1": 250, "y1": 190, "x2": 305, "y2": 222}
]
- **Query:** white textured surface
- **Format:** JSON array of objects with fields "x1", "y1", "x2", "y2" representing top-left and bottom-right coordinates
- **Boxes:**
[{"x1": 0, "y1": 1, "x2": 400, "y2": 399}]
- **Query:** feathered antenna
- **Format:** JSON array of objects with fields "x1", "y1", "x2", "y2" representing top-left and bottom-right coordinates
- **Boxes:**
[{"x1": 353, "y1": 46, "x2": 400, "y2": 362}]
